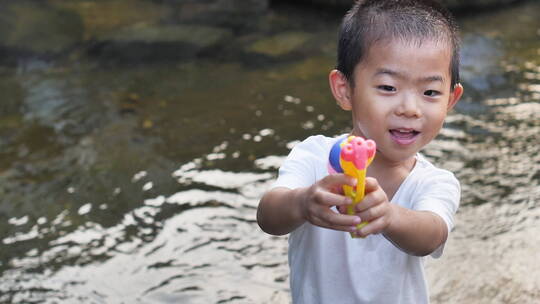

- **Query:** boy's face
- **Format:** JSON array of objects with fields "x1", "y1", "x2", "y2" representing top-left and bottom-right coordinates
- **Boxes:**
[{"x1": 330, "y1": 39, "x2": 463, "y2": 164}]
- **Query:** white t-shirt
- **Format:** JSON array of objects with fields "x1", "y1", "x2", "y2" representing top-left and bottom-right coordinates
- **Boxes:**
[{"x1": 271, "y1": 135, "x2": 460, "y2": 304}]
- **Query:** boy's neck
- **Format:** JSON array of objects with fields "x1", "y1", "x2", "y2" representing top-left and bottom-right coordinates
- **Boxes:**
[
  {"x1": 367, "y1": 153, "x2": 417, "y2": 201},
  {"x1": 371, "y1": 152, "x2": 416, "y2": 172}
]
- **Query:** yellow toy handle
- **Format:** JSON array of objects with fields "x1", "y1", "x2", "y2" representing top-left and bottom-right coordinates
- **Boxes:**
[{"x1": 342, "y1": 162, "x2": 368, "y2": 237}]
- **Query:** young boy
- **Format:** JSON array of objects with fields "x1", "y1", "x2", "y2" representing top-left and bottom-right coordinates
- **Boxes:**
[{"x1": 257, "y1": 0, "x2": 464, "y2": 303}]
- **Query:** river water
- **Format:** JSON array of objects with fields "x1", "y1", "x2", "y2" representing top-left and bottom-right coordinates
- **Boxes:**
[{"x1": 0, "y1": 1, "x2": 538, "y2": 303}]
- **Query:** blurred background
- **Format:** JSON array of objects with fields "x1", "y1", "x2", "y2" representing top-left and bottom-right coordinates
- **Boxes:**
[{"x1": 0, "y1": 0, "x2": 538, "y2": 303}]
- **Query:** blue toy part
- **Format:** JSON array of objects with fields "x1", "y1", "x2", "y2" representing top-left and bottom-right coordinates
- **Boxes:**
[{"x1": 329, "y1": 137, "x2": 346, "y2": 173}]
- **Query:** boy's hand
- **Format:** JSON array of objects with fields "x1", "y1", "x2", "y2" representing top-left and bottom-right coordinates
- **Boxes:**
[
  {"x1": 300, "y1": 174, "x2": 362, "y2": 233},
  {"x1": 339, "y1": 177, "x2": 397, "y2": 238}
]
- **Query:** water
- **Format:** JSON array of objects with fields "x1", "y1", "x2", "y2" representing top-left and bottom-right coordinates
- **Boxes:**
[{"x1": 0, "y1": 1, "x2": 539, "y2": 303}]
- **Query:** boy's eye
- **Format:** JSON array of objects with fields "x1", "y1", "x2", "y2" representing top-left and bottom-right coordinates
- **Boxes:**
[
  {"x1": 424, "y1": 90, "x2": 440, "y2": 97},
  {"x1": 378, "y1": 85, "x2": 396, "y2": 92}
]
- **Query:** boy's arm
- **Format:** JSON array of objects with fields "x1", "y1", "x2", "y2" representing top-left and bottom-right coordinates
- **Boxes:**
[
  {"x1": 383, "y1": 207, "x2": 448, "y2": 256},
  {"x1": 256, "y1": 187, "x2": 308, "y2": 236},
  {"x1": 257, "y1": 174, "x2": 362, "y2": 236},
  {"x1": 353, "y1": 178, "x2": 449, "y2": 256}
]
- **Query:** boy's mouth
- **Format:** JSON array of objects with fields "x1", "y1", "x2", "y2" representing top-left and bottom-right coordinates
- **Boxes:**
[{"x1": 389, "y1": 128, "x2": 420, "y2": 145}]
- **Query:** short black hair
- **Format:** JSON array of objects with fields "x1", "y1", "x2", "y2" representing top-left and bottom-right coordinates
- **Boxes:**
[{"x1": 337, "y1": 0, "x2": 460, "y2": 89}]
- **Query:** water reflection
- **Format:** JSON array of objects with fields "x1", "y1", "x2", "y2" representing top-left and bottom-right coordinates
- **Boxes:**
[{"x1": 0, "y1": 0, "x2": 539, "y2": 303}]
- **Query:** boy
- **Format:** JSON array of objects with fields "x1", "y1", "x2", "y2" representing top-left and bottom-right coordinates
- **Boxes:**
[{"x1": 257, "y1": 0, "x2": 464, "y2": 303}]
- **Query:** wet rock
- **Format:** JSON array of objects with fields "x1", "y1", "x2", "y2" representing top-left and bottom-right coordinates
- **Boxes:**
[
  {"x1": 89, "y1": 24, "x2": 233, "y2": 62},
  {"x1": 0, "y1": 1, "x2": 83, "y2": 55},
  {"x1": 427, "y1": 202, "x2": 540, "y2": 304},
  {"x1": 100, "y1": 24, "x2": 232, "y2": 47},
  {"x1": 245, "y1": 32, "x2": 313, "y2": 57},
  {"x1": 50, "y1": 0, "x2": 167, "y2": 41},
  {"x1": 0, "y1": 76, "x2": 24, "y2": 117},
  {"x1": 165, "y1": 0, "x2": 268, "y2": 12},
  {"x1": 167, "y1": 0, "x2": 269, "y2": 29}
]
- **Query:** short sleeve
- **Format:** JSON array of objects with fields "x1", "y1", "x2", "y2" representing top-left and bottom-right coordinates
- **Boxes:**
[
  {"x1": 413, "y1": 169, "x2": 460, "y2": 258},
  {"x1": 271, "y1": 135, "x2": 328, "y2": 190}
]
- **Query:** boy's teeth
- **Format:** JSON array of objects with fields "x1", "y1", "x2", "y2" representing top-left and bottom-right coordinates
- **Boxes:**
[
  {"x1": 393, "y1": 129, "x2": 410, "y2": 134},
  {"x1": 390, "y1": 129, "x2": 417, "y2": 138}
]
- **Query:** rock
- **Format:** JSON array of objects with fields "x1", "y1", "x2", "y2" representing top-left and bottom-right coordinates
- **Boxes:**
[
  {"x1": 245, "y1": 32, "x2": 313, "y2": 57},
  {"x1": 0, "y1": 76, "x2": 24, "y2": 117},
  {"x1": 168, "y1": 0, "x2": 269, "y2": 29},
  {"x1": 101, "y1": 24, "x2": 231, "y2": 47},
  {"x1": 164, "y1": 0, "x2": 268, "y2": 14},
  {"x1": 89, "y1": 24, "x2": 233, "y2": 62},
  {"x1": 50, "y1": 0, "x2": 167, "y2": 41},
  {"x1": 0, "y1": 1, "x2": 83, "y2": 54}
]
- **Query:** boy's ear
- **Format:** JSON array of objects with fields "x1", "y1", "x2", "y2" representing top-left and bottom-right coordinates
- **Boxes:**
[
  {"x1": 447, "y1": 83, "x2": 464, "y2": 111},
  {"x1": 329, "y1": 69, "x2": 353, "y2": 111}
]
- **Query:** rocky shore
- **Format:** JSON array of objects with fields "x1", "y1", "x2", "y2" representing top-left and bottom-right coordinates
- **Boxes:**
[{"x1": 0, "y1": 0, "x2": 531, "y2": 64}]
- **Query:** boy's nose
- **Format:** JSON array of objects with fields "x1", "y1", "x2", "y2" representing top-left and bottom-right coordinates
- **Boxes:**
[{"x1": 395, "y1": 93, "x2": 421, "y2": 118}]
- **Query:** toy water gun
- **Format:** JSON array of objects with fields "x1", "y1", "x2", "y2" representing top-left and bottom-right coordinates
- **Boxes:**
[{"x1": 328, "y1": 135, "x2": 376, "y2": 237}]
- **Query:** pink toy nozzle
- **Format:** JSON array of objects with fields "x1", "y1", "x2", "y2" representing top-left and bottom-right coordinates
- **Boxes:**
[
  {"x1": 365, "y1": 140, "x2": 376, "y2": 159},
  {"x1": 340, "y1": 137, "x2": 376, "y2": 170}
]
